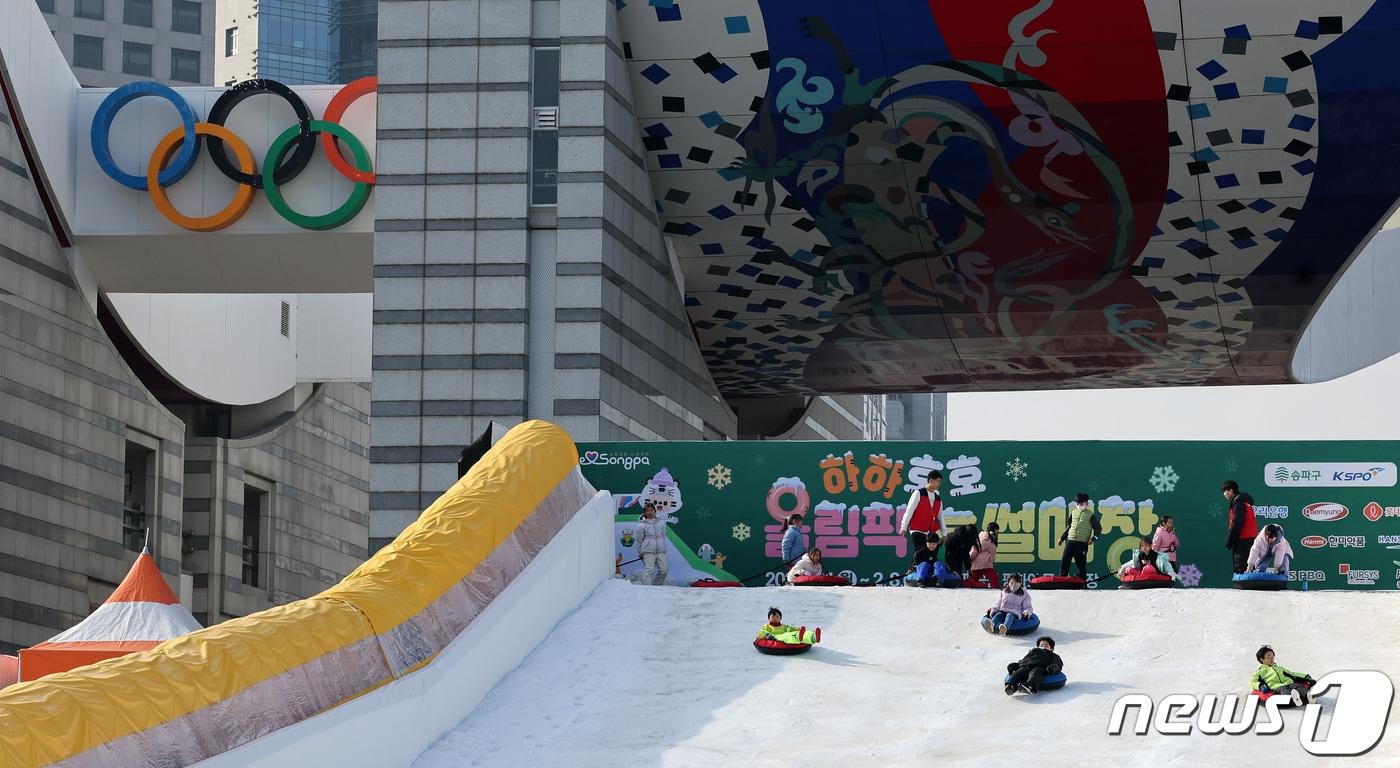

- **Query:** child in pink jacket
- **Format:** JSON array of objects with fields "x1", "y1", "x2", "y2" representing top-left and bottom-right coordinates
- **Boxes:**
[
  {"x1": 980, "y1": 573, "x2": 1032, "y2": 636},
  {"x1": 968, "y1": 523, "x2": 1000, "y2": 588},
  {"x1": 1151, "y1": 515, "x2": 1179, "y2": 564}
]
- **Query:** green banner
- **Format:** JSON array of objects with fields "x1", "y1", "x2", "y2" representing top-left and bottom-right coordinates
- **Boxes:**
[{"x1": 579, "y1": 440, "x2": 1400, "y2": 590}]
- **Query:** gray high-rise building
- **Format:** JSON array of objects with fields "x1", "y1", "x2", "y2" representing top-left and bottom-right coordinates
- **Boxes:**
[
  {"x1": 36, "y1": 0, "x2": 214, "y2": 86},
  {"x1": 214, "y1": 0, "x2": 376, "y2": 85}
]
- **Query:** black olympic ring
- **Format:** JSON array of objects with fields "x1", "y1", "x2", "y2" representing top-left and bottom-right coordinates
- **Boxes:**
[{"x1": 204, "y1": 79, "x2": 317, "y2": 188}]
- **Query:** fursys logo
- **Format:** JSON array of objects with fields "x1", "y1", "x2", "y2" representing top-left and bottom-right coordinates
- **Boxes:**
[
  {"x1": 1265, "y1": 463, "x2": 1397, "y2": 488},
  {"x1": 579, "y1": 451, "x2": 652, "y2": 470},
  {"x1": 1339, "y1": 564, "x2": 1381, "y2": 586},
  {"x1": 1108, "y1": 671, "x2": 1395, "y2": 756},
  {"x1": 1254, "y1": 505, "x2": 1288, "y2": 519},
  {"x1": 1301, "y1": 502, "x2": 1348, "y2": 522}
]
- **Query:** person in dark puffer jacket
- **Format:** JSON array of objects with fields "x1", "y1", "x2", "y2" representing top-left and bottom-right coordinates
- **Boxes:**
[{"x1": 1005, "y1": 636, "x2": 1064, "y2": 695}]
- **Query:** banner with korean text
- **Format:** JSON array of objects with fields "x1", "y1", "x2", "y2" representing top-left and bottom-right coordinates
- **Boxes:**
[{"x1": 579, "y1": 441, "x2": 1400, "y2": 590}]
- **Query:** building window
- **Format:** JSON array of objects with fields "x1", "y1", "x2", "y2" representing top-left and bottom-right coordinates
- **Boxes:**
[
  {"x1": 73, "y1": 34, "x2": 104, "y2": 70},
  {"x1": 240, "y1": 484, "x2": 266, "y2": 588},
  {"x1": 170, "y1": 48, "x2": 200, "y2": 82},
  {"x1": 122, "y1": 442, "x2": 154, "y2": 553},
  {"x1": 74, "y1": 0, "x2": 104, "y2": 20},
  {"x1": 36, "y1": 0, "x2": 55, "y2": 13},
  {"x1": 123, "y1": 0, "x2": 151, "y2": 27},
  {"x1": 171, "y1": 0, "x2": 201, "y2": 33},
  {"x1": 122, "y1": 42, "x2": 152, "y2": 76},
  {"x1": 530, "y1": 48, "x2": 560, "y2": 206},
  {"x1": 224, "y1": 26, "x2": 237, "y2": 57}
]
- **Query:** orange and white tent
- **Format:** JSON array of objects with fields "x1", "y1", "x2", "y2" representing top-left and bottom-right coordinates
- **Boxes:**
[{"x1": 18, "y1": 547, "x2": 202, "y2": 682}]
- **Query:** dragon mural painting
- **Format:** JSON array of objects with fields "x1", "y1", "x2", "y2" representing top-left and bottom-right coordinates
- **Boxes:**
[{"x1": 618, "y1": 0, "x2": 1400, "y2": 396}]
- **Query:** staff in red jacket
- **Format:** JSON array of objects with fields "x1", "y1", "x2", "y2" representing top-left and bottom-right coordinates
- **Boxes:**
[
  {"x1": 900, "y1": 471, "x2": 944, "y2": 568},
  {"x1": 1222, "y1": 480, "x2": 1259, "y2": 573}
]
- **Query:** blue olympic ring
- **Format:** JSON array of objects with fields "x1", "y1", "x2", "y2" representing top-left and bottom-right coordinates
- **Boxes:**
[{"x1": 92, "y1": 81, "x2": 200, "y2": 191}]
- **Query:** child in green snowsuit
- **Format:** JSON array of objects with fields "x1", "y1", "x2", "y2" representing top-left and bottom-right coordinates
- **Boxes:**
[
  {"x1": 756, "y1": 607, "x2": 819, "y2": 644},
  {"x1": 1251, "y1": 645, "x2": 1315, "y2": 706}
]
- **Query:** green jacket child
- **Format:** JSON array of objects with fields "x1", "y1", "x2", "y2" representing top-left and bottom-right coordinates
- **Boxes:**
[{"x1": 1251, "y1": 645, "x2": 1315, "y2": 705}]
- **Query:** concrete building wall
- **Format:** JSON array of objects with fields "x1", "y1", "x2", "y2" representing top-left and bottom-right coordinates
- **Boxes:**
[
  {"x1": 0, "y1": 93, "x2": 188, "y2": 652},
  {"x1": 39, "y1": 0, "x2": 215, "y2": 87},
  {"x1": 211, "y1": 0, "x2": 254, "y2": 85},
  {"x1": 0, "y1": 84, "x2": 369, "y2": 650},
  {"x1": 180, "y1": 383, "x2": 370, "y2": 624},
  {"x1": 369, "y1": 0, "x2": 738, "y2": 549}
]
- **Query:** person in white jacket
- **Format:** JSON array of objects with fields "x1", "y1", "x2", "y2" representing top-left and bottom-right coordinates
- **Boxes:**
[
  {"x1": 786, "y1": 548, "x2": 823, "y2": 583},
  {"x1": 635, "y1": 502, "x2": 668, "y2": 585}
]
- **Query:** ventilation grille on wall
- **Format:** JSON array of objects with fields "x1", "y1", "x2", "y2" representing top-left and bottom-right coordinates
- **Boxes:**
[
  {"x1": 532, "y1": 107, "x2": 558, "y2": 130},
  {"x1": 280, "y1": 301, "x2": 290, "y2": 337}
]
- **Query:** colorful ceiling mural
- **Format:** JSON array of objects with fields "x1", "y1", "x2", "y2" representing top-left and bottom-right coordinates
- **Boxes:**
[{"x1": 616, "y1": 0, "x2": 1400, "y2": 396}]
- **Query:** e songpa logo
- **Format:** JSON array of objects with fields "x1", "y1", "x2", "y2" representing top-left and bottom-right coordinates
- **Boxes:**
[{"x1": 580, "y1": 450, "x2": 651, "y2": 470}]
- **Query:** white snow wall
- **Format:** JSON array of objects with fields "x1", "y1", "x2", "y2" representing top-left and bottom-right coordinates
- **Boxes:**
[{"x1": 195, "y1": 491, "x2": 615, "y2": 768}]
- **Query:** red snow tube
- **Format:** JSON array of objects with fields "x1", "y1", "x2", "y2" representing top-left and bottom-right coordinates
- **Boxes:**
[
  {"x1": 790, "y1": 574, "x2": 850, "y2": 587},
  {"x1": 1029, "y1": 575, "x2": 1086, "y2": 590},
  {"x1": 690, "y1": 579, "x2": 744, "y2": 588},
  {"x1": 1251, "y1": 688, "x2": 1307, "y2": 707},
  {"x1": 1119, "y1": 573, "x2": 1174, "y2": 590},
  {"x1": 754, "y1": 638, "x2": 812, "y2": 655}
]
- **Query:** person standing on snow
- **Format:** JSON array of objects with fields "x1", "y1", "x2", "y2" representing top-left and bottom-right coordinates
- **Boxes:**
[
  {"x1": 635, "y1": 501, "x2": 669, "y2": 585},
  {"x1": 1151, "y1": 515, "x2": 1179, "y2": 565},
  {"x1": 779, "y1": 513, "x2": 806, "y2": 569},
  {"x1": 900, "y1": 471, "x2": 945, "y2": 570},
  {"x1": 1222, "y1": 480, "x2": 1259, "y2": 573},
  {"x1": 1057, "y1": 493, "x2": 1100, "y2": 580}
]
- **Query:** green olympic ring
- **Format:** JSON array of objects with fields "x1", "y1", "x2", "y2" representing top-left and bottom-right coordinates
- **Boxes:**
[{"x1": 262, "y1": 120, "x2": 373, "y2": 231}]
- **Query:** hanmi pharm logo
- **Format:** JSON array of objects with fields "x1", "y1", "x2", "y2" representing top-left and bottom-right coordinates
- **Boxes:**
[
  {"x1": 1301, "y1": 535, "x2": 1364, "y2": 549},
  {"x1": 1300, "y1": 502, "x2": 1348, "y2": 522},
  {"x1": 1265, "y1": 463, "x2": 1396, "y2": 488},
  {"x1": 1363, "y1": 501, "x2": 1400, "y2": 522},
  {"x1": 1108, "y1": 671, "x2": 1395, "y2": 755},
  {"x1": 579, "y1": 451, "x2": 651, "y2": 470}
]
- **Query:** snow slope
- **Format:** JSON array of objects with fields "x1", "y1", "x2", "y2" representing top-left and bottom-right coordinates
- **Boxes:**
[{"x1": 413, "y1": 583, "x2": 1400, "y2": 768}]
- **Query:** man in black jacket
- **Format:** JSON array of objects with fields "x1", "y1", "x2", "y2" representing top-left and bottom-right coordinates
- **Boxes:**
[
  {"x1": 1006, "y1": 636, "x2": 1064, "y2": 694},
  {"x1": 943, "y1": 523, "x2": 978, "y2": 577}
]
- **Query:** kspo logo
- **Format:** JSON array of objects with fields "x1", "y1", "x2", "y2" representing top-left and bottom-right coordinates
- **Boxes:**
[{"x1": 91, "y1": 78, "x2": 376, "y2": 232}]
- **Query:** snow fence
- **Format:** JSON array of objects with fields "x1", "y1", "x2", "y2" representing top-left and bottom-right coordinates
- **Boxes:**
[{"x1": 0, "y1": 420, "x2": 607, "y2": 768}]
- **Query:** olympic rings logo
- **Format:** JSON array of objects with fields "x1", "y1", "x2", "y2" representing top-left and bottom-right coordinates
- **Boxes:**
[{"x1": 91, "y1": 77, "x2": 376, "y2": 232}]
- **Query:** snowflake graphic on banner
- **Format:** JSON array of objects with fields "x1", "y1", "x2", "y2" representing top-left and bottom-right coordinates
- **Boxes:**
[
  {"x1": 1149, "y1": 466, "x2": 1180, "y2": 493},
  {"x1": 1225, "y1": 460, "x2": 1239, "y2": 473},
  {"x1": 694, "y1": 506, "x2": 712, "y2": 520},
  {"x1": 732, "y1": 522, "x2": 751, "y2": 542},
  {"x1": 1178, "y1": 564, "x2": 1203, "y2": 588},
  {"x1": 708, "y1": 463, "x2": 733, "y2": 490},
  {"x1": 1087, "y1": 480, "x2": 1101, "y2": 493},
  {"x1": 1006, "y1": 457, "x2": 1029, "y2": 482}
]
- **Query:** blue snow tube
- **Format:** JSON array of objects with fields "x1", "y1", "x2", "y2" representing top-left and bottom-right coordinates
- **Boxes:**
[
  {"x1": 1233, "y1": 572, "x2": 1288, "y2": 591},
  {"x1": 1001, "y1": 613, "x2": 1041, "y2": 636},
  {"x1": 1003, "y1": 671, "x2": 1067, "y2": 692}
]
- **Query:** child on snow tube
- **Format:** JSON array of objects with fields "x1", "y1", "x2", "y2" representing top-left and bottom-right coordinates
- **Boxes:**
[
  {"x1": 1247, "y1": 524, "x2": 1294, "y2": 575},
  {"x1": 1005, "y1": 636, "x2": 1064, "y2": 695},
  {"x1": 786, "y1": 548, "x2": 823, "y2": 582},
  {"x1": 1117, "y1": 536, "x2": 1178, "y2": 582},
  {"x1": 1251, "y1": 645, "x2": 1314, "y2": 706},
  {"x1": 981, "y1": 573, "x2": 1032, "y2": 635},
  {"x1": 756, "y1": 607, "x2": 819, "y2": 646}
]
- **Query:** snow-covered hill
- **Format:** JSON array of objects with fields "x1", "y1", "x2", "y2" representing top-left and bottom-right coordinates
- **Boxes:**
[{"x1": 414, "y1": 582, "x2": 1400, "y2": 768}]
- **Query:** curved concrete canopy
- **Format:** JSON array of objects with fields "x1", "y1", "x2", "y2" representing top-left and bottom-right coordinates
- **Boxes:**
[{"x1": 616, "y1": 0, "x2": 1400, "y2": 396}]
